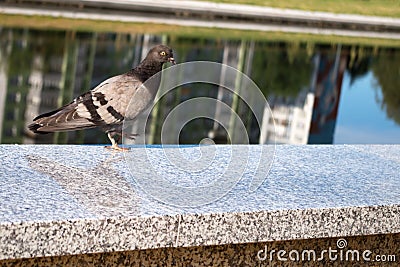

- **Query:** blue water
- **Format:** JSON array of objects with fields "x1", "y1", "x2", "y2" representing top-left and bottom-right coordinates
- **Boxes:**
[{"x1": 335, "y1": 71, "x2": 400, "y2": 144}]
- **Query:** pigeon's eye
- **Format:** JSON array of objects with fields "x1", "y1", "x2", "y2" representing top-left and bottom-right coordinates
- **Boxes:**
[{"x1": 160, "y1": 51, "x2": 166, "y2": 56}]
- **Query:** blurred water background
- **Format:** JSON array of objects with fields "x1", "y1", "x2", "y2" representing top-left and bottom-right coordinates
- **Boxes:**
[{"x1": 1, "y1": 23, "x2": 399, "y2": 145}]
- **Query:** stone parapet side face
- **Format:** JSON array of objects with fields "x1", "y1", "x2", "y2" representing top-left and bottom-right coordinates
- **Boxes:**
[
  {"x1": 1, "y1": 205, "x2": 399, "y2": 260},
  {"x1": 1, "y1": 233, "x2": 399, "y2": 266}
]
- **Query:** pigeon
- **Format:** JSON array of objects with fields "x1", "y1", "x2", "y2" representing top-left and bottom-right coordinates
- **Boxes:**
[{"x1": 28, "y1": 44, "x2": 175, "y2": 151}]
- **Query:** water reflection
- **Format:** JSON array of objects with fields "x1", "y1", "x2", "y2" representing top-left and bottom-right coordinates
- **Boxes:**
[{"x1": 0, "y1": 27, "x2": 399, "y2": 144}]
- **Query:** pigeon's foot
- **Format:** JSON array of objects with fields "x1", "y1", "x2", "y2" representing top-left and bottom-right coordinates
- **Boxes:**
[
  {"x1": 106, "y1": 132, "x2": 129, "y2": 151},
  {"x1": 105, "y1": 144, "x2": 130, "y2": 152}
]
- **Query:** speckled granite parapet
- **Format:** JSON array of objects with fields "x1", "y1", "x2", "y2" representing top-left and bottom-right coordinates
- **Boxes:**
[
  {"x1": 0, "y1": 215, "x2": 179, "y2": 260},
  {"x1": 177, "y1": 205, "x2": 400, "y2": 247},
  {"x1": 0, "y1": 145, "x2": 399, "y2": 260}
]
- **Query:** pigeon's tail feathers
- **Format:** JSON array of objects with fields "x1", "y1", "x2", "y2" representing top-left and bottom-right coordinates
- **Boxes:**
[
  {"x1": 28, "y1": 119, "x2": 97, "y2": 134},
  {"x1": 28, "y1": 102, "x2": 97, "y2": 134},
  {"x1": 28, "y1": 123, "x2": 50, "y2": 134}
]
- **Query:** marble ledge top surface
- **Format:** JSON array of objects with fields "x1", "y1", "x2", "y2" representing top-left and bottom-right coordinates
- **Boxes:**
[{"x1": 0, "y1": 144, "x2": 399, "y2": 260}]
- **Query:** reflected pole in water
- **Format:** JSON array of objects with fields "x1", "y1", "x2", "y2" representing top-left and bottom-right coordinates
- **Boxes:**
[
  {"x1": 54, "y1": 31, "x2": 79, "y2": 144},
  {"x1": 243, "y1": 40, "x2": 256, "y2": 138},
  {"x1": 168, "y1": 51, "x2": 185, "y2": 144},
  {"x1": 75, "y1": 32, "x2": 97, "y2": 144},
  {"x1": 0, "y1": 29, "x2": 13, "y2": 142},
  {"x1": 228, "y1": 40, "x2": 247, "y2": 144},
  {"x1": 211, "y1": 42, "x2": 230, "y2": 137}
]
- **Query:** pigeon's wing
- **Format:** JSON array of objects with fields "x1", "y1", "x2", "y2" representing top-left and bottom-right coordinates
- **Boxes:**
[
  {"x1": 77, "y1": 75, "x2": 141, "y2": 124},
  {"x1": 29, "y1": 74, "x2": 142, "y2": 133}
]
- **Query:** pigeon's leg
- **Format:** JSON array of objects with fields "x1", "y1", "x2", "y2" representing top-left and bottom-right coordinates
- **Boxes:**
[{"x1": 105, "y1": 132, "x2": 129, "y2": 151}]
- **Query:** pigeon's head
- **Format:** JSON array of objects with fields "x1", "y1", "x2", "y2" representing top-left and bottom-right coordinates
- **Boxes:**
[{"x1": 147, "y1": 45, "x2": 176, "y2": 65}]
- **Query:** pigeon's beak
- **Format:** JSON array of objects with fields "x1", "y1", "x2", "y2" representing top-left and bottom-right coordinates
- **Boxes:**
[{"x1": 168, "y1": 57, "x2": 176, "y2": 65}]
